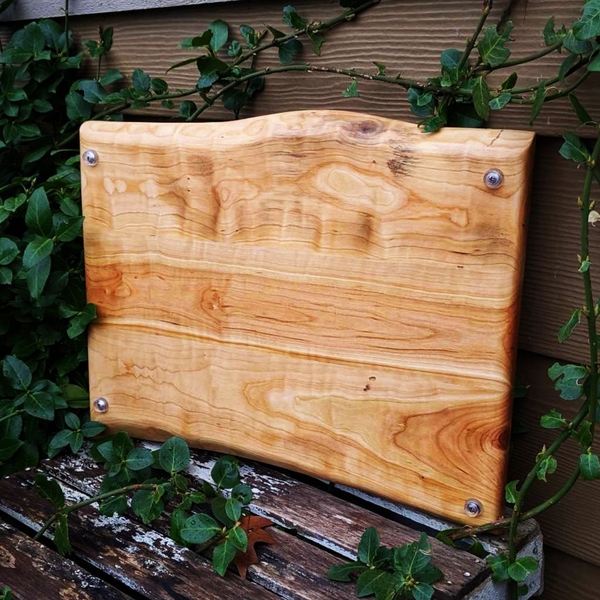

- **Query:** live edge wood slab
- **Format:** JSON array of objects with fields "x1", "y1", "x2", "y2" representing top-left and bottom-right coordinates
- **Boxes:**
[{"x1": 80, "y1": 110, "x2": 535, "y2": 525}]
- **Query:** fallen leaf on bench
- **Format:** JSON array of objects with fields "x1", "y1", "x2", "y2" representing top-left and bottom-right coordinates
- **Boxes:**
[{"x1": 233, "y1": 515, "x2": 275, "y2": 579}]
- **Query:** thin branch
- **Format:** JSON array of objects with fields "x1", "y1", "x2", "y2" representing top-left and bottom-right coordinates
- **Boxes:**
[
  {"x1": 34, "y1": 483, "x2": 158, "y2": 542},
  {"x1": 458, "y1": 1, "x2": 493, "y2": 71}
]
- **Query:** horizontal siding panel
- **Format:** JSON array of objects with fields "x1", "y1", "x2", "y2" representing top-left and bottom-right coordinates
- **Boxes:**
[
  {"x1": 0, "y1": 0, "x2": 240, "y2": 21},
  {"x1": 519, "y1": 137, "x2": 592, "y2": 364},
  {"x1": 2, "y1": 0, "x2": 599, "y2": 136},
  {"x1": 511, "y1": 351, "x2": 600, "y2": 567},
  {"x1": 539, "y1": 547, "x2": 600, "y2": 600}
]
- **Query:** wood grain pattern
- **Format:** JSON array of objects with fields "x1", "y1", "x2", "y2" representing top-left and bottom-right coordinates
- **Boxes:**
[
  {"x1": 38, "y1": 447, "x2": 492, "y2": 599},
  {"x1": 0, "y1": 520, "x2": 131, "y2": 600},
  {"x1": 80, "y1": 110, "x2": 535, "y2": 524},
  {"x1": 0, "y1": 0, "x2": 594, "y2": 137}
]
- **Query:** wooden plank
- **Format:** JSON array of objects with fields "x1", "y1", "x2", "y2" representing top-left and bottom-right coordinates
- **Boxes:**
[
  {"x1": 45, "y1": 445, "x2": 492, "y2": 599},
  {"x1": 0, "y1": 520, "x2": 131, "y2": 600},
  {"x1": 0, "y1": 0, "x2": 595, "y2": 137},
  {"x1": 518, "y1": 138, "x2": 593, "y2": 364},
  {"x1": 511, "y1": 351, "x2": 600, "y2": 568},
  {"x1": 0, "y1": 473, "x2": 278, "y2": 600},
  {"x1": 0, "y1": 0, "x2": 240, "y2": 21},
  {"x1": 80, "y1": 113, "x2": 534, "y2": 525},
  {"x1": 538, "y1": 547, "x2": 600, "y2": 600}
]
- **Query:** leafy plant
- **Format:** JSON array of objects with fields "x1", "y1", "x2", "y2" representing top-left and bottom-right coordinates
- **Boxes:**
[
  {"x1": 34, "y1": 432, "x2": 269, "y2": 577},
  {"x1": 0, "y1": 588, "x2": 11, "y2": 600},
  {"x1": 328, "y1": 528, "x2": 442, "y2": 600}
]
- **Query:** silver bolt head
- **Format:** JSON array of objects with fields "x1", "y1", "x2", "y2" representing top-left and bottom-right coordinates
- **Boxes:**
[
  {"x1": 464, "y1": 499, "x2": 482, "y2": 518},
  {"x1": 93, "y1": 397, "x2": 109, "y2": 413},
  {"x1": 484, "y1": 168, "x2": 503, "y2": 189},
  {"x1": 82, "y1": 149, "x2": 99, "y2": 167}
]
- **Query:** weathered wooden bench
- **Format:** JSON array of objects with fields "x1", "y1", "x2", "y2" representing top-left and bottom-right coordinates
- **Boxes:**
[{"x1": 0, "y1": 444, "x2": 542, "y2": 599}]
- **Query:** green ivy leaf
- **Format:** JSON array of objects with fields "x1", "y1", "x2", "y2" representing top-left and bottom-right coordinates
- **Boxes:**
[
  {"x1": 589, "y1": 53, "x2": 600, "y2": 72},
  {"x1": 229, "y1": 525, "x2": 248, "y2": 552},
  {"x1": 328, "y1": 561, "x2": 367, "y2": 581},
  {"x1": 65, "y1": 91, "x2": 92, "y2": 122},
  {"x1": 478, "y1": 23, "x2": 514, "y2": 67},
  {"x1": 355, "y1": 569, "x2": 388, "y2": 597},
  {"x1": 132, "y1": 68, "x2": 151, "y2": 92},
  {"x1": 67, "y1": 303, "x2": 97, "y2": 338},
  {"x1": 0, "y1": 438, "x2": 23, "y2": 461},
  {"x1": 529, "y1": 82, "x2": 546, "y2": 126},
  {"x1": 505, "y1": 479, "x2": 519, "y2": 504},
  {"x1": 231, "y1": 483, "x2": 253, "y2": 504},
  {"x1": 26, "y1": 256, "x2": 51, "y2": 299},
  {"x1": 543, "y1": 17, "x2": 566, "y2": 46},
  {"x1": 413, "y1": 583, "x2": 435, "y2": 600},
  {"x1": 101, "y1": 69, "x2": 123, "y2": 86},
  {"x1": 81, "y1": 421, "x2": 107, "y2": 437},
  {"x1": 0, "y1": 238, "x2": 19, "y2": 266},
  {"x1": 126, "y1": 448, "x2": 154, "y2": 471},
  {"x1": 208, "y1": 20, "x2": 229, "y2": 52},
  {"x1": 282, "y1": 6, "x2": 308, "y2": 30},
  {"x1": 278, "y1": 38, "x2": 302, "y2": 64},
  {"x1": 357, "y1": 527, "x2": 380, "y2": 566},
  {"x1": 159, "y1": 436, "x2": 190, "y2": 474},
  {"x1": 536, "y1": 455, "x2": 557, "y2": 482},
  {"x1": 131, "y1": 486, "x2": 164, "y2": 524},
  {"x1": 489, "y1": 93, "x2": 511, "y2": 110},
  {"x1": 573, "y1": 0, "x2": 600, "y2": 40},
  {"x1": 23, "y1": 236, "x2": 53, "y2": 269},
  {"x1": 487, "y1": 553, "x2": 510, "y2": 582},
  {"x1": 211, "y1": 455, "x2": 240, "y2": 489},
  {"x1": 181, "y1": 513, "x2": 221, "y2": 544},
  {"x1": 472, "y1": 77, "x2": 491, "y2": 120},
  {"x1": 239, "y1": 24, "x2": 257, "y2": 47},
  {"x1": 547, "y1": 362, "x2": 586, "y2": 400},
  {"x1": 54, "y1": 514, "x2": 72, "y2": 555},
  {"x1": 34, "y1": 473, "x2": 65, "y2": 508},
  {"x1": 64, "y1": 411, "x2": 80, "y2": 430},
  {"x1": 3, "y1": 355, "x2": 32, "y2": 390},
  {"x1": 24, "y1": 391, "x2": 54, "y2": 420},
  {"x1": 225, "y1": 498, "x2": 242, "y2": 522},
  {"x1": 569, "y1": 93, "x2": 593, "y2": 125},
  {"x1": 540, "y1": 409, "x2": 567, "y2": 429},
  {"x1": 342, "y1": 78, "x2": 360, "y2": 98},
  {"x1": 99, "y1": 495, "x2": 128, "y2": 517},
  {"x1": 507, "y1": 557, "x2": 539, "y2": 582},
  {"x1": 212, "y1": 538, "x2": 237, "y2": 577},
  {"x1": 558, "y1": 308, "x2": 581, "y2": 343},
  {"x1": 573, "y1": 420, "x2": 593, "y2": 449},
  {"x1": 580, "y1": 453, "x2": 600, "y2": 480}
]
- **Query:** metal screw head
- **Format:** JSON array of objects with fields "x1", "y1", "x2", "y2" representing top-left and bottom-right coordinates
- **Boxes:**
[
  {"x1": 464, "y1": 499, "x2": 483, "y2": 518},
  {"x1": 82, "y1": 149, "x2": 98, "y2": 167},
  {"x1": 93, "y1": 397, "x2": 109, "y2": 413},
  {"x1": 484, "y1": 168, "x2": 503, "y2": 189}
]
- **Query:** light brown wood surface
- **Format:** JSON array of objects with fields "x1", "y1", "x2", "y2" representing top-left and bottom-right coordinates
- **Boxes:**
[
  {"x1": 0, "y1": 0, "x2": 590, "y2": 137},
  {"x1": 81, "y1": 110, "x2": 535, "y2": 524}
]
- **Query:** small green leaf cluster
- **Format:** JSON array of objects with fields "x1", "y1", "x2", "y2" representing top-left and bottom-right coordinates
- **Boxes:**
[
  {"x1": 35, "y1": 433, "x2": 257, "y2": 576},
  {"x1": 328, "y1": 528, "x2": 442, "y2": 600},
  {"x1": 0, "y1": 15, "x2": 101, "y2": 478},
  {"x1": 90, "y1": 433, "x2": 254, "y2": 576},
  {"x1": 0, "y1": 355, "x2": 103, "y2": 473},
  {"x1": 487, "y1": 553, "x2": 539, "y2": 597},
  {"x1": 0, "y1": 588, "x2": 11, "y2": 600}
]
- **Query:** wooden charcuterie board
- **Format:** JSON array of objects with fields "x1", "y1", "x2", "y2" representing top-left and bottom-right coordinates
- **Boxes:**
[{"x1": 80, "y1": 111, "x2": 535, "y2": 524}]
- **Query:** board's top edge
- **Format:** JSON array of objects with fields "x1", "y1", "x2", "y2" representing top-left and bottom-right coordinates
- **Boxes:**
[{"x1": 80, "y1": 108, "x2": 536, "y2": 148}]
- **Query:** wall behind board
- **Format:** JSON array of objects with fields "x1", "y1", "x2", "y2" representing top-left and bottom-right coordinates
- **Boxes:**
[{"x1": 2, "y1": 1, "x2": 600, "y2": 597}]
